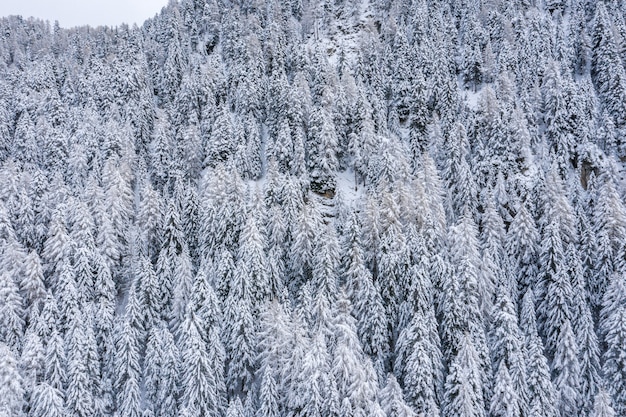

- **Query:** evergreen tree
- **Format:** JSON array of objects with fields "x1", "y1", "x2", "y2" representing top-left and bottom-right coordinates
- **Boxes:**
[
  {"x1": 488, "y1": 285, "x2": 527, "y2": 416},
  {"x1": 592, "y1": 2, "x2": 626, "y2": 129},
  {"x1": 380, "y1": 374, "x2": 416, "y2": 417},
  {"x1": 520, "y1": 290, "x2": 557, "y2": 417},
  {"x1": 442, "y1": 123, "x2": 477, "y2": 221},
  {"x1": 308, "y1": 105, "x2": 338, "y2": 194},
  {"x1": 0, "y1": 268, "x2": 24, "y2": 350},
  {"x1": 443, "y1": 333, "x2": 486, "y2": 417},
  {"x1": 29, "y1": 382, "x2": 65, "y2": 417},
  {"x1": 489, "y1": 362, "x2": 521, "y2": 417},
  {"x1": 591, "y1": 389, "x2": 616, "y2": 417},
  {"x1": 395, "y1": 304, "x2": 442, "y2": 416},
  {"x1": 507, "y1": 201, "x2": 540, "y2": 296},
  {"x1": 331, "y1": 293, "x2": 378, "y2": 415},
  {"x1": 257, "y1": 366, "x2": 279, "y2": 417},
  {"x1": 20, "y1": 251, "x2": 46, "y2": 315},
  {"x1": 343, "y1": 212, "x2": 388, "y2": 375},
  {"x1": 114, "y1": 287, "x2": 143, "y2": 417},
  {"x1": 178, "y1": 308, "x2": 224, "y2": 417},
  {"x1": 65, "y1": 309, "x2": 95, "y2": 417},
  {"x1": 0, "y1": 342, "x2": 24, "y2": 416},
  {"x1": 601, "y1": 278, "x2": 626, "y2": 416},
  {"x1": 144, "y1": 322, "x2": 179, "y2": 417},
  {"x1": 237, "y1": 194, "x2": 271, "y2": 305},
  {"x1": 224, "y1": 250, "x2": 256, "y2": 397},
  {"x1": 441, "y1": 212, "x2": 491, "y2": 400}
]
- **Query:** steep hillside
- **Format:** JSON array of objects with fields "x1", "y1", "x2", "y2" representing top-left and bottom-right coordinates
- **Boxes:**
[{"x1": 0, "y1": 1, "x2": 625, "y2": 417}]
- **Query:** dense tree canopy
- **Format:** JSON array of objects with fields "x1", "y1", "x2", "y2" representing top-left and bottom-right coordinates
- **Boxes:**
[{"x1": 0, "y1": 0, "x2": 625, "y2": 416}]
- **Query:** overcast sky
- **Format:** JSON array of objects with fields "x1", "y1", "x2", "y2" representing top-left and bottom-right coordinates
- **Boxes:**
[{"x1": 0, "y1": 0, "x2": 169, "y2": 28}]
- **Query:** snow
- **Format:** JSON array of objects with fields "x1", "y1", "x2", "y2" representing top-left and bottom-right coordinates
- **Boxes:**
[
  {"x1": 463, "y1": 87, "x2": 483, "y2": 110},
  {"x1": 335, "y1": 169, "x2": 362, "y2": 208}
]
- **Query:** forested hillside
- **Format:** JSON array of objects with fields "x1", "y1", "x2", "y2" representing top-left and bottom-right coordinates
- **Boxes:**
[{"x1": 0, "y1": 0, "x2": 625, "y2": 416}]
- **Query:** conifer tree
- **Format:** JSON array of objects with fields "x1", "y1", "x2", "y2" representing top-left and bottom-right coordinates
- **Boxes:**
[
  {"x1": 380, "y1": 374, "x2": 416, "y2": 417},
  {"x1": 520, "y1": 290, "x2": 557, "y2": 417},
  {"x1": 0, "y1": 269, "x2": 25, "y2": 350},
  {"x1": 601, "y1": 279, "x2": 626, "y2": 416},
  {"x1": 20, "y1": 251, "x2": 46, "y2": 315},
  {"x1": 443, "y1": 333, "x2": 486, "y2": 417},
  {"x1": 29, "y1": 382, "x2": 65, "y2": 417},
  {"x1": 65, "y1": 309, "x2": 95, "y2": 417},
  {"x1": 144, "y1": 322, "x2": 179, "y2": 417},
  {"x1": 257, "y1": 366, "x2": 279, "y2": 417},
  {"x1": 224, "y1": 253, "x2": 256, "y2": 396},
  {"x1": 179, "y1": 308, "x2": 225, "y2": 417},
  {"x1": 488, "y1": 285, "x2": 527, "y2": 416},
  {"x1": 395, "y1": 305, "x2": 442, "y2": 416},
  {"x1": 308, "y1": 105, "x2": 338, "y2": 194},
  {"x1": 591, "y1": 389, "x2": 617, "y2": 417},
  {"x1": 552, "y1": 318, "x2": 581, "y2": 417},
  {"x1": 489, "y1": 362, "x2": 521, "y2": 417},
  {"x1": 0, "y1": 342, "x2": 24, "y2": 417},
  {"x1": 114, "y1": 286, "x2": 143, "y2": 417},
  {"x1": 342, "y1": 212, "x2": 388, "y2": 375},
  {"x1": 331, "y1": 293, "x2": 378, "y2": 415},
  {"x1": 237, "y1": 194, "x2": 270, "y2": 305},
  {"x1": 592, "y1": 2, "x2": 626, "y2": 129},
  {"x1": 507, "y1": 201, "x2": 539, "y2": 296},
  {"x1": 442, "y1": 123, "x2": 477, "y2": 221}
]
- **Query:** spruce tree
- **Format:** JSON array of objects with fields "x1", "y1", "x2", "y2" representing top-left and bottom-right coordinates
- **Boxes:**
[
  {"x1": 443, "y1": 333, "x2": 486, "y2": 417},
  {"x1": 520, "y1": 290, "x2": 557, "y2": 417}
]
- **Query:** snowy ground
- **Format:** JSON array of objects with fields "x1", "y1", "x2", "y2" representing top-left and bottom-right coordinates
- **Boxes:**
[{"x1": 335, "y1": 168, "x2": 363, "y2": 208}]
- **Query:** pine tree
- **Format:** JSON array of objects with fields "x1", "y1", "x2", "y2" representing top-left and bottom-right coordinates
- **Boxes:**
[
  {"x1": 44, "y1": 325, "x2": 65, "y2": 393},
  {"x1": 570, "y1": 244, "x2": 601, "y2": 417},
  {"x1": 380, "y1": 374, "x2": 416, "y2": 417},
  {"x1": 441, "y1": 212, "x2": 491, "y2": 400},
  {"x1": 308, "y1": 105, "x2": 338, "y2": 194},
  {"x1": 0, "y1": 269, "x2": 25, "y2": 350},
  {"x1": 331, "y1": 293, "x2": 378, "y2": 415},
  {"x1": 41, "y1": 211, "x2": 71, "y2": 289},
  {"x1": 441, "y1": 123, "x2": 477, "y2": 221},
  {"x1": 205, "y1": 105, "x2": 236, "y2": 168},
  {"x1": 114, "y1": 287, "x2": 142, "y2": 417},
  {"x1": 601, "y1": 281, "x2": 626, "y2": 416},
  {"x1": 395, "y1": 305, "x2": 442, "y2": 416},
  {"x1": 170, "y1": 246, "x2": 194, "y2": 336},
  {"x1": 591, "y1": 176, "x2": 626, "y2": 312},
  {"x1": 178, "y1": 308, "x2": 225, "y2": 417},
  {"x1": 29, "y1": 382, "x2": 65, "y2": 417},
  {"x1": 552, "y1": 318, "x2": 581, "y2": 417},
  {"x1": 377, "y1": 190, "x2": 410, "y2": 346},
  {"x1": 488, "y1": 285, "x2": 527, "y2": 416},
  {"x1": 0, "y1": 342, "x2": 24, "y2": 416},
  {"x1": 20, "y1": 251, "x2": 46, "y2": 315},
  {"x1": 443, "y1": 333, "x2": 486, "y2": 417},
  {"x1": 591, "y1": 389, "x2": 616, "y2": 417},
  {"x1": 20, "y1": 323, "x2": 45, "y2": 405},
  {"x1": 65, "y1": 309, "x2": 95, "y2": 417},
  {"x1": 144, "y1": 322, "x2": 179, "y2": 417},
  {"x1": 489, "y1": 362, "x2": 521, "y2": 417},
  {"x1": 507, "y1": 201, "x2": 539, "y2": 296},
  {"x1": 592, "y1": 2, "x2": 626, "y2": 128},
  {"x1": 257, "y1": 366, "x2": 279, "y2": 417},
  {"x1": 224, "y1": 247, "x2": 256, "y2": 396},
  {"x1": 225, "y1": 397, "x2": 244, "y2": 417},
  {"x1": 536, "y1": 220, "x2": 571, "y2": 360},
  {"x1": 237, "y1": 194, "x2": 270, "y2": 305},
  {"x1": 520, "y1": 290, "x2": 557, "y2": 417},
  {"x1": 342, "y1": 212, "x2": 388, "y2": 375}
]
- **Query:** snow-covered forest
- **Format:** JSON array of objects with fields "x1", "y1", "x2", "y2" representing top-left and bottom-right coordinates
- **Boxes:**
[{"x1": 0, "y1": 0, "x2": 625, "y2": 416}]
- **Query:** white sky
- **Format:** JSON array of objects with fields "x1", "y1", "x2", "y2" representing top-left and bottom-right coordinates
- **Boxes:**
[{"x1": 0, "y1": 0, "x2": 170, "y2": 28}]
